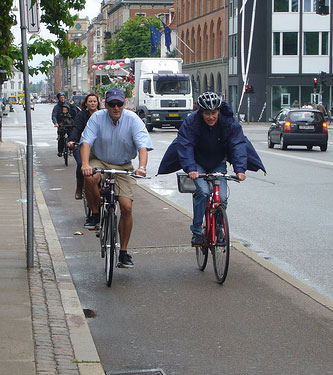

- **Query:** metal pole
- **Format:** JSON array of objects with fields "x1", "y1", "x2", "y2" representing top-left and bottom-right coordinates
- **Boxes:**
[{"x1": 19, "y1": 0, "x2": 34, "y2": 268}]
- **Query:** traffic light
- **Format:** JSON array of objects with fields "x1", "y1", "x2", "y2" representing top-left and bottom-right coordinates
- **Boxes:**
[
  {"x1": 316, "y1": 0, "x2": 329, "y2": 15},
  {"x1": 313, "y1": 77, "x2": 318, "y2": 89},
  {"x1": 245, "y1": 85, "x2": 254, "y2": 94}
]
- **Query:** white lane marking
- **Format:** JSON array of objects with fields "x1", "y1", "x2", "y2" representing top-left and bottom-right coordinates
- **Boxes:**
[
  {"x1": 35, "y1": 142, "x2": 51, "y2": 147},
  {"x1": 259, "y1": 149, "x2": 333, "y2": 166}
]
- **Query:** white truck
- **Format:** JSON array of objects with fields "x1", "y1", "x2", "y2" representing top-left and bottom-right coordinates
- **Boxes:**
[{"x1": 130, "y1": 58, "x2": 193, "y2": 132}]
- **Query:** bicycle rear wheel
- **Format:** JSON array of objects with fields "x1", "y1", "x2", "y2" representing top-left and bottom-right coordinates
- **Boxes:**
[
  {"x1": 196, "y1": 220, "x2": 208, "y2": 270},
  {"x1": 212, "y1": 205, "x2": 230, "y2": 284},
  {"x1": 105, "y1": 208, "x2": 117, "y2": 287}
]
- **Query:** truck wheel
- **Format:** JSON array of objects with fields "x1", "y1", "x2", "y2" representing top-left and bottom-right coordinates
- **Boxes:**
[{"x1": 139, "y1": 112, "x2": 153, "y2": 132}]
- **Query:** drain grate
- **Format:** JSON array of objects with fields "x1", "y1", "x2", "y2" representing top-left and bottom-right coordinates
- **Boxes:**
[{"x1": 106, "y1": 369, "x2": 166, "y2": 375}]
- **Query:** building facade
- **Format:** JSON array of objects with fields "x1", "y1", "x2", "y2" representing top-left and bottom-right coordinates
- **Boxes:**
[
  {"x1": 1, "y1": 67, "x2": 23, "y2": 103},
  {"x1": 229, "y1": 0, "x2": 333, "y2": 122},
  {"x1": 176, "y1": 0, "x2": 229, "y2": 102}
]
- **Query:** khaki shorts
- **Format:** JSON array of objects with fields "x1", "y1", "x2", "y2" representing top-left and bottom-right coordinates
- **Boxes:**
[{"x1": 89, "y1": 158, "x2": 137, "y2": 200}]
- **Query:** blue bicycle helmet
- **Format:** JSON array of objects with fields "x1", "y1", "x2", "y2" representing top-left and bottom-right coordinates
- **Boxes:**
[{"x1": 197, "y1": 92, "x2": 223, "y2": 111}]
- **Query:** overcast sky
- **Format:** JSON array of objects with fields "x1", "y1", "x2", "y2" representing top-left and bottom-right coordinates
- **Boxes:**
[{"x1": 12, "y1": 0, "x2": 101, "y2": 83}]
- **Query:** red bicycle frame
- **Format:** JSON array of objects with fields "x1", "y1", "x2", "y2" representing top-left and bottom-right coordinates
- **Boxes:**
[{"x1": 204, "y1": 180, "x2": 222, "y2": 247}]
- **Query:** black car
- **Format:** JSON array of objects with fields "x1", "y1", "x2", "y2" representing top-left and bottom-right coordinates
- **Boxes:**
[{"x1": 268, "y1": 108, "x2": 328, "y2": 151}]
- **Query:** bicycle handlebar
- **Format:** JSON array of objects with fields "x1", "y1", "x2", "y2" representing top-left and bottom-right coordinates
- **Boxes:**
[
  {"x1": 92, "y1": 168, "x2": 146, "y2": 179},
  {"x1": 194, "y1": 172, "x2": 240, "y2": 182}
]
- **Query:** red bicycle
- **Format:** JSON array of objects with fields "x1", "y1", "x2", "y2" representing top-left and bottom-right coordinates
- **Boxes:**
[{"x1": 177, "y1": 172, "x2": 239, "y2": 284}]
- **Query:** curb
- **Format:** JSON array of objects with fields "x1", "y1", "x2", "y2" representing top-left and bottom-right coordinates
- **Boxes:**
[
  {"x1": 138, "y1": 182, "x2": 333, "y2": 312},
  {"x1": 31, "y1": 153, "x2": 105, "y2": 375}
]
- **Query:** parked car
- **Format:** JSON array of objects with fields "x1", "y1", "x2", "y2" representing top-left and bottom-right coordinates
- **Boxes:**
[{"x1": 268, "y1": 108, "x2": 328, "y2": 151}]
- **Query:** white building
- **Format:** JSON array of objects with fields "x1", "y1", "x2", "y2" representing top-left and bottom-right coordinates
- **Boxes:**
[{"x1": 1, "y1": 67, "x2": 24, "y2": 103}]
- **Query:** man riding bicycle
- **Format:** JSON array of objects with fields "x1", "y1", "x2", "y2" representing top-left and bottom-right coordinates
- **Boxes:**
[
  {"x1": 80, "y1": 88, "x2": 153, "y2": 268},
  {"x1": 157, "y1": 92, "x2": 266, "y2": 247}
]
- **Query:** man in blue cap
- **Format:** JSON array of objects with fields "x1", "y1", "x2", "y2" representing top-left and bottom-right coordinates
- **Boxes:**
[{"x1": 80, "y1": 88, "x2": 153, "y2": 268}]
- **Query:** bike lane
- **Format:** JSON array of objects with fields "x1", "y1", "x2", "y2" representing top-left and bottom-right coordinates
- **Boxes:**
[{"x1": 34, "y1": 148, "x2": 333, "y2": 375}]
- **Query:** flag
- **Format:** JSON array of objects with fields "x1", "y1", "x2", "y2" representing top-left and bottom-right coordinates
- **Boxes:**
[
  {"x1": 150, "y1": 23, "x2": 161, "y2": 56},
  {"x1": 160, "y1": 19, "x2": 172, "y2": 52}
]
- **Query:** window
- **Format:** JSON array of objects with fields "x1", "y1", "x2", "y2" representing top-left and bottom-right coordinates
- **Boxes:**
[
  {"x1": 136, "y1": 13, "x2": 146, "y2": 17},
  {"x1": 11, "y1": 81, "x2": 14, "y2": 90},
  {"x1": 304, "y1": 31, "x2": 328, "y2": 55},
  {"x1": 274, "y1": 0, "x2": 298, "y2": 12},
  {"x1": 304, "y1": 0, "x2": 314, "y2": 12},
  {"x1": 96, "y1": 29, "x2": 100, "y2": 37},
  {"x1": 229, "y1": 34, "x2": 237, "y2": 57},
  {"x1": 273, "y1": 32, "x2": 298, "y2": 55},
  {"x1": 283, "y1": 32, "x2": 298, "y2": 54},
  {"x1": 97, "y1": 44, "x2": 100, "y2": 54}
]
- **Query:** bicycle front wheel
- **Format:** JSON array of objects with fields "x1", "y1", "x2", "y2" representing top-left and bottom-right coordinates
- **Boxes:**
[
  {"x1": 212, "y1": 206, "x2": 230, "y2": 284},
  {"x1": 105, "y1": 209, "x2": 117, "y2": 287},
  {"x1": 63, "y1": 142, "x2": 69, "y2": 166},
  {"x1": 82, "y1": 188, "x2": 91, "y2": 218},
  {"x1": 196, "y1": 220, "x2": 208, "y2": 271}
]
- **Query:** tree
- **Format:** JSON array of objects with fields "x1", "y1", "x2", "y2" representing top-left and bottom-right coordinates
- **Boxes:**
[
  {"x1": 0, "y1": 0, "x2": 86, "y2": 83},
  {"x1": 104, "y1": 16, "x2": 162, "y2": 59}
]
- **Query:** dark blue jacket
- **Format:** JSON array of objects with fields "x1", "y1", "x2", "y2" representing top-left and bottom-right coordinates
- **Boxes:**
[{"x1": 157, "y1": 102, "x2": 266, "y2": 175}]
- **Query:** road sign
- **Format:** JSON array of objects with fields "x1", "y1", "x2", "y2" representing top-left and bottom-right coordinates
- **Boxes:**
[{"x1": 26, "y1": 0, "x2": 40, "y2": 34}]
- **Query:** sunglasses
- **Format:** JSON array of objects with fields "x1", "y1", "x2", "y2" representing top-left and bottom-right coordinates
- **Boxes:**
[{"x1": 108, "y1": 101, "x2": 124, "y2": 108}]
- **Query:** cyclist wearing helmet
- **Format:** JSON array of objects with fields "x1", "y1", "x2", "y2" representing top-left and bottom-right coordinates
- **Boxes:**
[
  {"x1": 52, "y1": 92, "x2": 79, "y2": 156},
  {"x1": 177, "y1": 92, "x2": 248, "y2": 246}
]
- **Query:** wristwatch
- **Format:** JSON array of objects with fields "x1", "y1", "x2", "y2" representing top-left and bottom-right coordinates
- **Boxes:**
[{"x1": 139, "y1": 166, "x2": 146, "y2": 171}]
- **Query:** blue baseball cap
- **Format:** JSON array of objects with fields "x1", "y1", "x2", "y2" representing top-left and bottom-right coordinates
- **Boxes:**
[{"x1": 105, "y1": 88, "x2": 125, "y2": 103}]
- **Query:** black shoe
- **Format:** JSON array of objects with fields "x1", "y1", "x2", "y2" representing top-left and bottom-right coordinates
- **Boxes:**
[
  {"x1": 84, "y1": 215, "x2": 99, "y2": 230},
  {"x1": 191, "y1": 233, "x2": 202, "y2": 247},
  {"x1": 118, "y1": 252, "x2": 134, "y2": 268},
  {"x1": 57, "y1": 152, "x2": 63, "y2": 157}
]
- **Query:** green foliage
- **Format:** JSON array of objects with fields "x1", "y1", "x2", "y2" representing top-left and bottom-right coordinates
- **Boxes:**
[
  {"x1": 95, "y1": 79, "x2": 134, "y2": 99},
  {"x1": 0, "y1": 0, "x2": 17, "y2": 82},
  {"x1": 104, "y1": 16, "x2": 161, "y2": 60},
  {"x1": 166, "y1": 49, "x2": 178, "y2": 58},
  {"x1": 0, "y1": 0, "x2": 87, "y2": 81}
]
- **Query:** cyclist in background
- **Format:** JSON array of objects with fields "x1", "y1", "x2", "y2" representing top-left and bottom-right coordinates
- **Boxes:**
[
  {"x1": 80, "y1": 88, "x2": 153, "y2": 268},
  {"x1": 57, "y1": 104, "x2": 74, "y2": 157},
  {"x1": 52, "y1": 92, "x2": 79, "y2": 157},
  {"x1": 68, "y1": 93, "x2": 100, "y2": 200},
  {"x1": 158, "y1": 92, "x2": 265, "y2": 247}
]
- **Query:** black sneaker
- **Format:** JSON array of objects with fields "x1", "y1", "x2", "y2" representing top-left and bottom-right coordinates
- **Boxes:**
[
  {"x1": 84, "y1": 215, "x2": 99, "y2": 230},
  {"x1": 118, "y1": 252, "x2": 134, "y2": 268},
  {"x1": 57, "y1": 152, "x2": 63, "y2": 157},
  {"x1": 191, "y1": 233, "x2": 202, "y2": 247}
]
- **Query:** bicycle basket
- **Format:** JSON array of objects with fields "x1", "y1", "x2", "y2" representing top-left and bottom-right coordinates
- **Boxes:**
[{"x1": 176, "y1": 172, "x2": 196, "y2": 193}]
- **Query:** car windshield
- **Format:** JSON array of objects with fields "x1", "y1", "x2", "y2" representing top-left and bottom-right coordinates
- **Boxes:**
[{"x1": 289, "y1": 111, "x2": 322, "y2": 123}]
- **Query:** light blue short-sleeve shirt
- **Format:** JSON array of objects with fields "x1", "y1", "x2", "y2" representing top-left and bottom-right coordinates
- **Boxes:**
[{"x1": 80, "y1": 109, "x2": 153, "y2": 164}]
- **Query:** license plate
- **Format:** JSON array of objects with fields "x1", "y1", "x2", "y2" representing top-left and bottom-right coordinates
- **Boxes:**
[
  {"x1": 299, "y1": 125, "x2": 314, "y2": 130},
  {"x1": 169, "y1": 113, "x2": 179, "y2": 117}
]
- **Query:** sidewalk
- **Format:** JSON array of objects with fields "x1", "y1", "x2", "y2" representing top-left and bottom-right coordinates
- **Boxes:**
[
  {"x1": 0, "y1": 141, "x2": 332, "y2": 375},
  {"x1": 0, "y1": 141, "x2": 104, "y2": 375}
]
